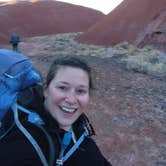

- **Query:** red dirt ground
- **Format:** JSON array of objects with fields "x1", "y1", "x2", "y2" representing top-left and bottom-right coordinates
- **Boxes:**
[{"x1": 3, "y1": 35, "x2": 164, "y2": 166}]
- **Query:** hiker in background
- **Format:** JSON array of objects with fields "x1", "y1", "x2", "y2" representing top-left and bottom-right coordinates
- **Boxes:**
[
  {"x1": 10, "y1": 34, "x2": 20, "y2": 52},
  {"x1": 0, "y1": 56, "x2": 112, "y2": 166}
]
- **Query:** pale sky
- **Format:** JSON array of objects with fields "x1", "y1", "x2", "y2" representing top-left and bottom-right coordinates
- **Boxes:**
[
  {"x1": 57, "y1": 0, "x2": 124, "y2": 14},
  {"x1": 0, "y1": 0, "x2": 124, "y2": 14}
]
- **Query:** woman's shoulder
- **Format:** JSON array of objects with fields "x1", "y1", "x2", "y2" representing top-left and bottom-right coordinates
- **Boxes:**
[
  {"x1": 0, "y1": 125, "x2": 42, "y2": 165},
  {"x1": 65, "y1": 135, "x2": 111, "y2": 166},
  {"x1": 0, "y1": 121, "x2": 61, "y2": 165}
]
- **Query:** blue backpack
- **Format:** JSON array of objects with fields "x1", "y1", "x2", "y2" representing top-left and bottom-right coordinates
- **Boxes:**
[
  {"x1": 0, "y1": 49, "x2": 89, "y2": 166},
  {"x1": 0, "y1": 49, "x2": 41, "y2": 119},
  {"x1": 0, "y1": 49, "x2": 51, "y2": 165}
]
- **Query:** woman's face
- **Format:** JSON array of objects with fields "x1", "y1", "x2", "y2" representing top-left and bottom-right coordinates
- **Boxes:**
[{"x1": 44, "y1": 66, "x2": 90, "y2": 131}]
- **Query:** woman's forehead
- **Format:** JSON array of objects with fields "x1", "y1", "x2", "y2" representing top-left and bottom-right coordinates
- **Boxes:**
[
  {"x1": 56, "y1": 66, "x2": 88, "y2": 76},
  {"x1": 52, "y1": 66, "x2": 89, "y2": 85}
]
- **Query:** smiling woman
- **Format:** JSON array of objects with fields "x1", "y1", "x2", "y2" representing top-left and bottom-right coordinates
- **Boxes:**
[
  {"x1": 0, "y1": 56, "x2": 112, "y2": 166},
  {"x1": 44, "y1": 66, "x2": 90, "y2": 131}
]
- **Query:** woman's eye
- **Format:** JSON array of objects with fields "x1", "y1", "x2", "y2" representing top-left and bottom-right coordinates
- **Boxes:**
[
  {"x1": 76, "y1": 89, "x2": 87, "y2": 95},
  {"x1": 57, "y1": 86, "x2": 68, "y2": 91}
]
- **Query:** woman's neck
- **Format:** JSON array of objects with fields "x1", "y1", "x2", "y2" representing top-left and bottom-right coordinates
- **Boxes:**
[{"x1": 59, "y1": 125, "x2": 72, "y2": 131}]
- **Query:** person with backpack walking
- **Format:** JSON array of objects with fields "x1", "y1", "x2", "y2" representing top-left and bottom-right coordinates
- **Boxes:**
[
  {"x1": 10, "y1": 34, "x2": 20, "y2": 52},
  {"x1": 0, "y1": 55, "x2": 112, "y2": 166}
]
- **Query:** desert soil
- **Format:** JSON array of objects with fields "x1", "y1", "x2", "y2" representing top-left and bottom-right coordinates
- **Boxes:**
[{"x1": 1, "y1": 34, "x2": 166, "y2": 166}]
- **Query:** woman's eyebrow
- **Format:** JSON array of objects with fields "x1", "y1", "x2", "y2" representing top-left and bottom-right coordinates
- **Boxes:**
[
  {"x1": 56, "y1": 81, "x2": 69, "y2": 85},
  {"x1": 56, "y1": 82, "x2": 88, "y2": 88}
]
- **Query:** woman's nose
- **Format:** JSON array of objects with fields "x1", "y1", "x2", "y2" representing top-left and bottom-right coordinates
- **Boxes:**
[{"x1": 65, "y1": 91, "x2": 77, "y2": 104}]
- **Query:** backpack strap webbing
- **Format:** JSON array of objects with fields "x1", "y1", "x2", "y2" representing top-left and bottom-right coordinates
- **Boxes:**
[
  {"x1": 34, "y1": 124, "x2": 55, "y2": 166},
  {"x1": 12, "y1": 103, "x2": 54, "y2": 166},
  {"x1": 56, "y1": 128, "x2": 89, "y2": 166}
]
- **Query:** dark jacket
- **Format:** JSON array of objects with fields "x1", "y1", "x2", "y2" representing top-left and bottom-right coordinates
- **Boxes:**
[{"x1": 0, "y1": 86, "x2": 112, "y2": 166}]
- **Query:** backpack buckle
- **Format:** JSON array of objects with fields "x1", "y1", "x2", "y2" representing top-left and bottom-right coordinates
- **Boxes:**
[{"x1": 56, "y1": 158, "x2": 63, "y2": 165}]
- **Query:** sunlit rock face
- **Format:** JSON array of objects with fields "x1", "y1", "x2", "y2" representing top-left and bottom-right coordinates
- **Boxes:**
[
  {"x1": 77, "y1": 0, "x2": 166, "y2": 52},
  {"x1": 0, "y1": 0, "x2": 104, "y2": 44}
]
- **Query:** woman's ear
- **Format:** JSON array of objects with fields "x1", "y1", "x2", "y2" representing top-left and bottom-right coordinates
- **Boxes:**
[{"x1": 43, "y1": 85, "x2": 48, "y2": 98}]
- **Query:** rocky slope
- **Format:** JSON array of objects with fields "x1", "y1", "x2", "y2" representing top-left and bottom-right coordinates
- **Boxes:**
[
  {"x1": 0, "y1": 0, "x2": 104, "y2": 44},
  {"x1": 77, "y1": 0, "x2": 166, "y2": 53},
  {"x1": 1, "y1": 33, "x2": 166, "y2": 166}
]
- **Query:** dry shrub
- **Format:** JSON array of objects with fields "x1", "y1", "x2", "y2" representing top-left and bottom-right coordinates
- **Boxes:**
[{"x1": 121, "y1": 45, "x2": 166, "y2": 75}]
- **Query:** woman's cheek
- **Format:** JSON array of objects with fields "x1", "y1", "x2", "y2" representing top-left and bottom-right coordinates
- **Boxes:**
[
  {"x1": 51, "y1": 89, "x2": 65, "y2": 102},
  {"x1": 80, "y1": 95, "x2": 90, "y2": 108}
]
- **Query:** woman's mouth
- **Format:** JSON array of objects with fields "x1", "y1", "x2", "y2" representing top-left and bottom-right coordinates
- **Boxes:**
[{"x1": 59, "y1": 106, "x2": 77, "y2": 114}]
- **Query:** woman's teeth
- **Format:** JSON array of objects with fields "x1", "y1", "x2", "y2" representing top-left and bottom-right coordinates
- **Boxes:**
[{"x1": 61, "y1": 107, "x2": 77, "y2": 113}]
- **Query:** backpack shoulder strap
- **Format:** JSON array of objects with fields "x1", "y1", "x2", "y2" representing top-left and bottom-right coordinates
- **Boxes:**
[
  {"x1": 12, "y1": 103, "x2": 55, "y2": 166},
  {"x1": 56, "y1": 128, "x2": 89, "y2": 165}
]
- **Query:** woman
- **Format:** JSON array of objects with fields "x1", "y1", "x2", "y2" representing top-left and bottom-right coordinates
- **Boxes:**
[{"x1": 0, "y1": 56, "x2": 111, "y2": 166}]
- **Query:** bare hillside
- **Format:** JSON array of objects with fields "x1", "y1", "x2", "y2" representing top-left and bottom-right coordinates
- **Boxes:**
[
  {"x1": 77, "y1": 0, "x2": 166, "y2": 53},
  {"x1": 0, "y1": 0, "x2": 104, "y2": 44}
]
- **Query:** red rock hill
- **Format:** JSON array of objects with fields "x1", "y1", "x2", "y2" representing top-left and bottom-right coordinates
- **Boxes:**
[
  {"x1": 0, "y1": 0, "x2": 104, "y2": 44},
  {"x1": 77, "y1": 0, "x2": 166, "y2": 52}
]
